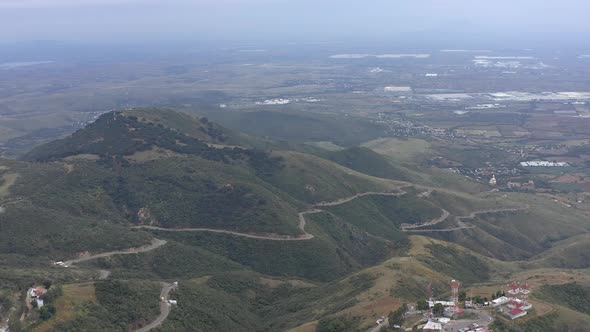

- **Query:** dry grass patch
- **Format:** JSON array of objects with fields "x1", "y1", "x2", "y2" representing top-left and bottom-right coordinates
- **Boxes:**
[
  {"x1": 33, "y1": 282, "x2": 96, "y2": 332},
  {"x1": 362, "y1": 137, "x2": 431, "y2": 162},
  {"x1": 124, "y1": 147, "x2": 181, "y2": 162},
  {"x1": 0, "y1": 173, "x2": 19, "y2": 197},
  {"x1": 63, "y1": 154, "x2": 100, "y2": 161},
  {"x1": 258, "y1": 277, "x2": 316, "y2": 289}
]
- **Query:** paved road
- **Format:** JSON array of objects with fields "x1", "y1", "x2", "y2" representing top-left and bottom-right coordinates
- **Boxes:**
[
  {"x1": 135, "y1": 282, "x2": 177, "y2": 332},
  {"x1": 64, "y1": 239, "x2": 167, "y2": 266}
]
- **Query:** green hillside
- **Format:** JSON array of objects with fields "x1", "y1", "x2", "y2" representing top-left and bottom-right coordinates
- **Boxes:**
[
  {"x1": 202, "y1": 110, "x2": 389, "y2": 146},
  {"x1": 3, "y1": 108, "x2": 590, "y2": 332},
  {"x1": 323, "y1": 146, "x2": 421, "y2": 182}
]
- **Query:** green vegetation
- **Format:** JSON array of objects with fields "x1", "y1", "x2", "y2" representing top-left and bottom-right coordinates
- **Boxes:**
[
  {"x1": 388, "y1": 303, "x2": 408, "y2": 328},
  {"x1": 127, "y1": 213, "x2": 393, "y2": 282},
  {"x1": 204, "y1": 110, "x2": 388, "y2": 146},
  {"x1": 490, "y1": 312, "x2": 569, "y2": 332},
  {"x1": 317, "y1": 316, "x2": 361, "y2": 332},
  {"x1": 323, "y1": 147, "x2": 417, "y2": 182},
  {"x1": 23, "y1": 111, "x2": 283, "y2": 177},
  {"x1": 89, "y1": 241, "x2": 245, "y2": 280},
  {"x1": 2, "y1": 107, "x2": 590, "y2": 331},
  {"x1": 49, "y1": 280, "x2": 161, "y2": 331},
  {"x1": 122, "y1": 108, "x2": 229, "y2": 143},
  {"x1": 156, "y1": 271, "x2": 375, "y2": 332},
  {"x1": 323, "y1": 194, "x2": 440, "y2": 242},
  {"x1": 267, "y1": 151, "x2": 400, "y2": 204},
  {"x1": 0, "y1": 204, "x2": 150, "y2": 258},
  {"x1": 419, "y1": 244, "x2": 490, "y2": 283},
  {"x1": 432, "y1": 303, "x2": 444, "y2": 316},
  {"x1": 109, "y1": 156, "x2": 300, "y2": 233},
  {"x1": 535, "y1": 283, "x2": 590, "y2": 315}
]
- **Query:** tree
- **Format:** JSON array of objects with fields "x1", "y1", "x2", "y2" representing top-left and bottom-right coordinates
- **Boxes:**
[
  {"x1": 459, "y1": 291, "x2": 467, "y2": 301},
  {"x1": 39, "y1": 304, "x2": 56, "y2": 320},
  {"x1": 416, "y1": 300, "x2": 429, "y2": 311},
  {"x1": 433, "y1": 303, "x2": 445, "y2": 316},
  {"x1": 317, "y1": 318, "x2": 346, "y2": 332},
  {"x1": 31, "y1": 299, "x2": 38, "y2": 308},
  {"x1": 43, "y1": 280, "x2": 52, "y2": 290},
  {"x1": 389, "y1": 304, "x2": 408, "y2": 328}
]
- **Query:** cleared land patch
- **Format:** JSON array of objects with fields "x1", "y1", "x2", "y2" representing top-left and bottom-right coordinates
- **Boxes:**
[
  {"x1": 362, "y1": 137, "x2": 431, "y2": 162},
  {"x1": 0, "y1": 172, "x2": 19, "y2": 197},
  {"x1": 33, "y1": 282, "x2": 97, "y2": 332}
]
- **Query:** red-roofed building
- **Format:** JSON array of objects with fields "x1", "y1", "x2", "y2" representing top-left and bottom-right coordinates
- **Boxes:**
[{"x1": 507, "y1": 308, "x2": 527, "y2": 320}]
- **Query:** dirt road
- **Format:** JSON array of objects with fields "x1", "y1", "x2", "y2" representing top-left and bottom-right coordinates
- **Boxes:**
[
  {"x1": 403, "y1": 205, "x2": 528, "y2": 233},
  {"x1": 401, "y1": 209, "x2": 450, "y2": 231},
  {"x1": 63, "y1": 239, "x2": 167, "y2": 266},
  {"x1": 133, "y1": 189, "x2": 408, "y2": 241},
  {"x1": 314, "y1": 190, "x2": 407, "y2": 207}
]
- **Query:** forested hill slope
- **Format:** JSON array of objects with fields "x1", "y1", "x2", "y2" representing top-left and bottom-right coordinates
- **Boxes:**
[{"x1": 4, "y1": 108, "x2": 406, "y2": 259}]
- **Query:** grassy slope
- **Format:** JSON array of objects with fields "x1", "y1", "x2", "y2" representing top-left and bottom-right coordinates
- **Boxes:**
[
  {"x1": 322, "y1": 147, "x2": 422, "y2": 183},
  {"x1": 4, "y1": 108, "x2": 590, "y2": 331},
  {"x1": 321, "y1": 193, "x2": 441, "y2": 242},
  {"x1": 361, "y1": 137, "x2": 487, "y2": 194},
  {"x1": 99, "y1": 211, "x2": 394, "y2": 283},
  {"x1": 47, "y1": 280, "x2": 162, "y2": 332},
  {"x1": 267, "y1": 151, "x2": 403, "y2": 204},
  {"x1": 528, "y1": 234, "x2": 590, "y2": 269},
  {"x1": 202, "y1": 110, "x2": 389, "y2": 147}
]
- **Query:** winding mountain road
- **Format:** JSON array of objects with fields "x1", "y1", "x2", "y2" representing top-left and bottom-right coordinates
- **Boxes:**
[
  {"x1": 55, "y1": 187, "x2": 527, "y2": 332},
  {"x1": 402, "y1": 205, "x2": 529, "y2": 233},
  {"x1": 314, "y1": 190, "x2": 407, "y2": 207},
  {"x1": 63, "y1": 239, "x2": 167, "y2": 266},
  {"x1": 132, "y1": 189, "x2": 408, "y2": 241},
  {"x1": 401, "y1": 209, "x2": 450, "y2": 231},
  {"x1": 135, "y1": 282, "x2": 177, "y2": 332}
]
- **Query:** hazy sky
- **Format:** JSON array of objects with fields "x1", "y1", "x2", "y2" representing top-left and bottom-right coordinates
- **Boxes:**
[{"x1": 1, "y1": 0, "x2": 589, "y2": 44}]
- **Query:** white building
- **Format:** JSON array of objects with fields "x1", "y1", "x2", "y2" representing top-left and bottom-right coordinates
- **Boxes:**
[
  {"x1": 428, "y1": 301, "x2": 455, "y2": 307},
  {"x1": 492, "y1": 296, "x2": 510, "y2": 307},
  {"x1": 423, "y1": 321, "x2": 442, "y2": 331},
  {"x1": 520, "y1": 161, "x2": 569, "y2": 167},
  {"x1": 437, "y1": 317, "x2": 451, "y2": 324}
]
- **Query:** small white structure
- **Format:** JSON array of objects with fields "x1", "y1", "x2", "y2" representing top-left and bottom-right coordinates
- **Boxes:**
[
  {"x1": 492, "y1": 296, "x2": 510, "y2": 307},
  {"x1": 384, "y1": 86, "x2": 412, "y2": 93},
  {"x1": 425, "y1": 73, "x2": 439, "y2": 77},
  {"x1": 423, "y1": 321, "x2": 442, "y2": 331},
  {"x1": 428, "y1": 301, "x2": 455, "y2": 307},
  {"x1": 489, "y1": 174, "x2": 497, "y2": 186},
  {"x1": 168, "y1": 300, "x2": 177, "y2": 305},
  {"x1": 437, "y1": 317, "x2": 450, "y2": 324},
  {"x1": 520, "y1": 161, "x2": 569, "y2": 167}
]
